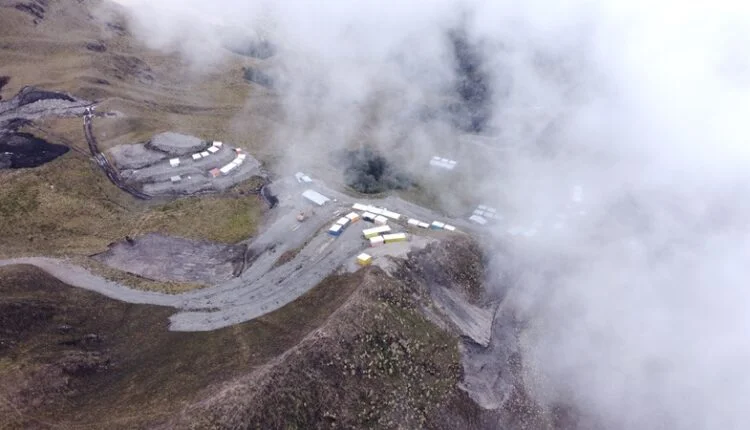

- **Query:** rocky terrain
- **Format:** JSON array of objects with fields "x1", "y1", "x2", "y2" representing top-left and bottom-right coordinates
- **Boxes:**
[
  {"x1": 0, "y1": 1, "x2": 580, "y2": 429},
  {"x1": 108, "y1": 131, "x2": 264, "y2": 197},
  {"x1": 0, "y1": 236, "x2": 567, "y2": 429},
  {"x1": 92, "y1": 233, "x2": 247, "y2": 287},
  {"x1": 0, "y1": 86, "x2": 91, "y2": 168}
]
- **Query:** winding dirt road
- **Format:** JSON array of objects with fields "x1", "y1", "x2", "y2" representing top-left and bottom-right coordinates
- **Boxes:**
[{"x1": 0, "y1": 177, "x2": 478, "y2": 332}]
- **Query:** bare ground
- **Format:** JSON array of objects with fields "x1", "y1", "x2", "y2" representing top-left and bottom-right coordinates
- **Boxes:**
[{"x1": 92, "y1": 233, "x2": 247, "y2": 286}]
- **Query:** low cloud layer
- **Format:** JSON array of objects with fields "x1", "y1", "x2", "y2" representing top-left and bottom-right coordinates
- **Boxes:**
[{"x1": 114, "y1": 0, "x2": 750, "y2": 428}]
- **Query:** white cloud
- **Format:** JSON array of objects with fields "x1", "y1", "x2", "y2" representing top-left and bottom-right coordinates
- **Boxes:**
[{"x1": 115, "y1": 0, "x2": 750, "y2": 427}]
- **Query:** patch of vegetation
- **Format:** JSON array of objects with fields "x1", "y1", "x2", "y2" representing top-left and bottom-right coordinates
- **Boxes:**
[
  {"x1": 144, "y1": 195, "x2": 261, "y2": 244},
  {"x1": 0, "y1": 265, "x2": 362, "y2": 429},
  {"x1": 179, "y1": 269, "x2": 474, "y2": 429},
  {"x1": 0, "y1": 152, "x2": 263, "y2": 258}
]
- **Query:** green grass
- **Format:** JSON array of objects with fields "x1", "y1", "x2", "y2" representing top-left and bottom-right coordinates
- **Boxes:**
[
  {"x1": 142, "y1": 194, "x2": 262, "y2": 244},
  {"x1": 180, "y1": 269, "x2": 465, "y2": 429},
  {"x1": 0, "y1": 152, "x2": 263, "y2": 259}
]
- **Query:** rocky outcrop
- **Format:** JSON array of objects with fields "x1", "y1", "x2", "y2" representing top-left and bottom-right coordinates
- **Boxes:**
[
  {"x1": 108, "y1": 143, "x2": 166, "y2": 169},
  {"x1": 395, "y1": 236, "x2": 494, "y2": 346},
  {"x1": 145, "y1": 132, "x2": 207, "y2": 156}
]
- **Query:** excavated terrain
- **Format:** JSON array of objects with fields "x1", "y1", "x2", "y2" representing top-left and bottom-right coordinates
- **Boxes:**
[{"x1": 0, "y1": 237, "x2": 576, "y2": 429}]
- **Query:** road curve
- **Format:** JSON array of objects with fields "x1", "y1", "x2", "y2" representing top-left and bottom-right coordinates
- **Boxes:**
[
  {"x1": 0, "y1": 177, "x2": 479, "y2": 332},
  {"x1": 0, "y1": 257, "x2": 180, "y2": 307}
]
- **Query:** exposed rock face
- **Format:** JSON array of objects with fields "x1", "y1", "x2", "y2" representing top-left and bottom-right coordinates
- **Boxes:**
[
  {"x1": 145, "y1": 132, "x2": 207, "y2": 156},
  {"x1": 108, "y1": 143, "x2": 166, "y2": 169},
  {"x1": 0, "y1": 86, "x2": 91, "y2": 124},
  {"x1": 92, "y1": 233, "x2": 247, "y2": 286}
]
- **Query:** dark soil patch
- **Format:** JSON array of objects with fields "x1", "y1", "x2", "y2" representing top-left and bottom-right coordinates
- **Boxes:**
[
  {"x1": 109, "y1": 54, "x2": 153, "y2": 82},
  {"x1": 338, "y1": 147, "x2": 414, "y2": 194},
  {"x1": 16, "y1": 86, "x2": 75, "y2": 106},
  {"x1": 85, "y1": 40, "x2": 107, "y2": 53},
  {"x1": 272, "y1": 247, "x2": 302, "y2": 269},
  {"x1": 106, "y1": 21, "x2": 127, "y2": 36},
  {"x1": 13, "y1": 0, "x2": 48, "y2": 21},
  {"x1": 242, "y1": 66, "x2": 273, "y2": 88},
  {"x1": 0, "y1": 75, "x2": 9, "y2": 99},
  {"x1": 1, "y1": 117, "x2": 32, "y2": 132},
  {"x1": 80, "y1": 76, "x2": 110, "y2": 86},
  {"x1": 0, "y1": 132, "x2": 69, "y2": 169}
]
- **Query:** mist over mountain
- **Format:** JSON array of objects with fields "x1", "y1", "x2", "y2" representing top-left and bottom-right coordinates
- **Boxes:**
[{"x1": 103, "y1": 0, "x2": 750, "y2": 428}]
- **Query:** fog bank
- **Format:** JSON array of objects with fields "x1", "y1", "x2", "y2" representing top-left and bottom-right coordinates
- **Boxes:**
[{"x1": 115, "y1": 0, "x2": 750, "y2": 428}]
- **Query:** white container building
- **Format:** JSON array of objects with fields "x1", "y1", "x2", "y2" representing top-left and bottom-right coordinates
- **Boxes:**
[
  {"x1": 418, "y1": 222, "x2": 430, "y2": 229},
  {"x1": 336, "y1": 217, "x2": 350, "y2": 227},
  {"x1": 407, "y1": 218, "x2": 421, "y2": 227},
  {"x1": 469, "y1": 215, "x2": 488, "y2": 225},
  {"x1": 207, "y1": 146, "x2": 219, "y2": 154},
  {"x1": 201, "y1": 151, "x2": 210, "y2": 157},
  {"x1": 302, "y1": 189, "x2": 330, "y2": 206},
  {"x1": 169, "y1": 158, "x2": 180, "y2": 167},
  {"x1": 374, "y1": 215, "x2": 388, "y2": 225},
  {"x1": 431, "y1": 221, "x2": 445, "y2": 230},
  {"x1": 369, "y1": 236, "x2": 385, "y2": 247},
  {"x1": 220, "y1": 163, "x2": 236, "y2": 174},
  {"x1": 383, "y1": 233, "x2": 408, "y2": 243},
  {"x1": 192, "y1": 153, "x2": 202, "y2": 160},
  {"x1": 444, "y1": 224, "x2": 456, "y2": 231},
  {"x1": 212, "y1": 141, "x2": 223, "y2": 148},
  {"x1": 381, "y1": 209, "x2": 401, "y2": 220},
  {"x1": 170, "y1": 175, "x2": 181, "y2": 183},
  {"x1": 430, "y1": 156, "x2": 458, "y2": 170},
  {"x1": 362, "y1": 212, "x2": 376, "y2": 222},
  {"x1": 363, "y1": 225, "x2": 391, "y2": 238}
]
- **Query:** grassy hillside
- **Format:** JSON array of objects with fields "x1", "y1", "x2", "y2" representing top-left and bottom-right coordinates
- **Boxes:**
[
  {"x1": 0, "y1": 0, "x2": 268, "y2": 270},
  {"x1": 0, "y1": 264, "x2": 363, "y2": 429},
  {"x1": 0, "y1": 152, "x2": 262, "y2": 258},
  {"x1": 0, "y1": 0, "x2": 280, "y2": 155},
  {"x1": 0, "y1": 263, "x2": 480, "y2": 429},
  {"x1": 169, "y1": 269, "x2": 481, "y2": 430}
]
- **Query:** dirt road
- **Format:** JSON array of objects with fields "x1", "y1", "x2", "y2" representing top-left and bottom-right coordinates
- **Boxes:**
[{"x1": 0, "y1": 176, "x2": 476, "y2": 331}]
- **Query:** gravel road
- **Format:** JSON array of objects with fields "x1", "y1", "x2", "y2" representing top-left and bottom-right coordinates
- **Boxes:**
[{"x1": 0, "y1": 176, "x2": 476, "y2": 332}]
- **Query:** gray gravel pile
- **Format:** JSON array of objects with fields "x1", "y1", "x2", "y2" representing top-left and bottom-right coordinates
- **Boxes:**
[
  {"x1": 108, "y1": 143, "x2": 166, "y2": 169},
  {"x1": 93, "y1": 233, "x2": 246, "y2": 286},
  {"x1": 146, "y1": 132, "x2": 207, "y2": 155}
]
